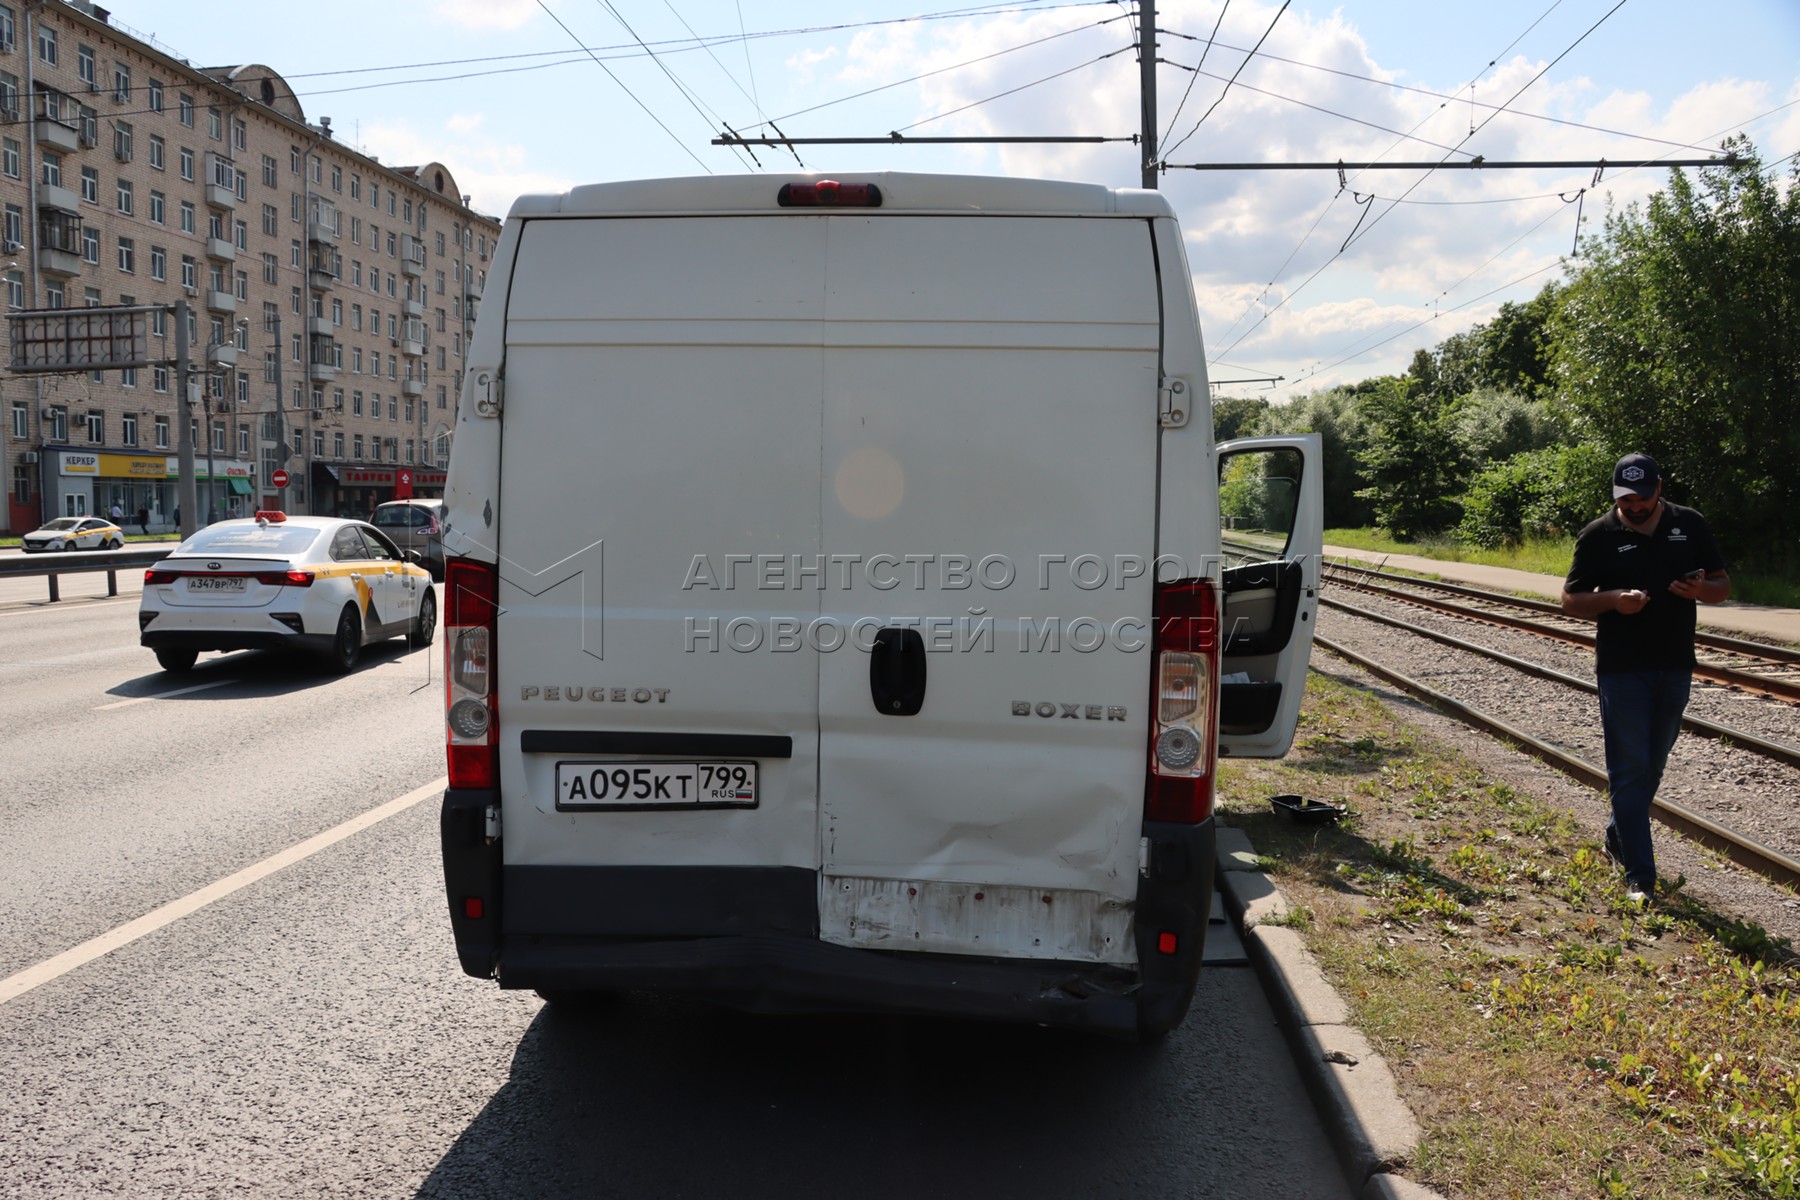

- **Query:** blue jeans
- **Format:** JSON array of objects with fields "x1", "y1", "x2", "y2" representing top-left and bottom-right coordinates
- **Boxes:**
[{"x1": 1597, "y1": 669, "x2": 1691, "y2": 888}]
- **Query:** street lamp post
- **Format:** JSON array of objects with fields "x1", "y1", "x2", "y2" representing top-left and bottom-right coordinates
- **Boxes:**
[{"x1": 196, "y1": 317, "x2": 249, "y2": 525}]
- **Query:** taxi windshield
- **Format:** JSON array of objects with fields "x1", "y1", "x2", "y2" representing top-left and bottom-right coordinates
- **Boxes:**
[
  {"x1": 178, "y1": 524, "x2": 322, "y2": 556},
  {"x1": 39, "y1": 518, "x2": 82, "y2": 531}
]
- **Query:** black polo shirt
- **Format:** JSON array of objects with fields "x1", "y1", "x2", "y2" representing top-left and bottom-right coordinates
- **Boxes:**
[{"x1": 1565, "y1": 501, "x2": 1726, "y2": 674}]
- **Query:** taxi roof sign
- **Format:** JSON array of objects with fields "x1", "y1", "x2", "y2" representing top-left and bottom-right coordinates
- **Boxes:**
[{"x1": 254, "y1": 510, "x2": 288, "y2": 524}]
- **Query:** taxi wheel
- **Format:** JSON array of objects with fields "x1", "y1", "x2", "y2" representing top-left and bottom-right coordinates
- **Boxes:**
[
  {"x1": 107, "y1": 537, "x2": 123, "y2": 549},
  {"x1": 329, "y1": 605, "x2": 363, "y2": 674},
  {"x1": 155, "y1": 648, "x2": 198, "y2": 673},
  {"x1": 60, "y1": 541, "x2": 75, "y2": 552},
  {"x1": 410, "y1": 589, "x2": 437, "y2": 648}
]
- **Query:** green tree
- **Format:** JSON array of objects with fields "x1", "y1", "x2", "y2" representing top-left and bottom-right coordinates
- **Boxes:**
[
  {"x1": 1547, "y1": 137, "x2": 1799, "y2": 554},
  {"x1": 1457, "y1": 443, "x2": 1613, "y2": 548},
  {"x1": 1211, "y1": 395, "x2": 1270, "y2": 442},
  {"x1": 1258, "y1": 386, "x2": 1375, "y2": 528},
  {"x1": 1353, "y1": 377, "x2": 1463, "y2": 538}
]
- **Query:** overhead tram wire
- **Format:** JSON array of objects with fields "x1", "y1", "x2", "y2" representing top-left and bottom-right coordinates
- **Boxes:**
[
  {"x1": 1199, "y1": 0, "x2": 1626, "y2": 363},
  {"x1": 1158, "y1": 0, "x2": 1231, "y2": 148},
  {"x1": 532, "y1": 0, "x2": 715, "y2": 174},
  {"x1": 1160, "y1": 0, "x2": 1289, "y2": 162},
  {"x1": 586, "y1": 0, "x2": 759, "y2": 171},
  {"x1": 1336, "y1": 0, "x2": 1632, "y2": 255},
  {"x1": 891, "y1": 46, "x2": 1134, "y2": 134}
]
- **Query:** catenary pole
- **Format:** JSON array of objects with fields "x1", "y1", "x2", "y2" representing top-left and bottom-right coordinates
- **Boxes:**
[{"x1": 1139, "y1": 0, "x2": 1157, "y2": 189}]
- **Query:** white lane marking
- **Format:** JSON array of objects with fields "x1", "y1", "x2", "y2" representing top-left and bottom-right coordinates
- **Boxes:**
[
  {"x1": 0, "y1": 776, "x2": 447, "y2": 1007},
  {"x1": 0, "y1": 598, "x2": 141, "y2": 617},
  {"x1": 94, "y1": 678, "x2": 239, "y2": 710}
]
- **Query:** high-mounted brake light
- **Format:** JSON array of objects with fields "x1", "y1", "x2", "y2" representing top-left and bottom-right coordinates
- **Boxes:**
[
  {"x1": 1145, "y1": 578, "x2": 1220, "y2": 824},
  {"x1": 777, "y1": 180, "x2": 883, "y2": 208},
  {"x1": 445, "y1": 558, "x2": 500, "y2": 790}
]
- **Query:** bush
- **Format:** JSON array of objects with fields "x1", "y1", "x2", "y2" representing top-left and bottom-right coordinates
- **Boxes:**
[{"x1": 1458, "y1": 443, "x2": 1614, "y2": 548}]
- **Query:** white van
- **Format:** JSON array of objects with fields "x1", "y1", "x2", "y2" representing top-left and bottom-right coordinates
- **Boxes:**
[{"x1": 438, "y1": 173, "x2": 1322, "y2": 1038}]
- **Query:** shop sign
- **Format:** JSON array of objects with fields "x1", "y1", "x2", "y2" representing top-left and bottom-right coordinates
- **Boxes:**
[{"x1": 58, "y1": 451, "x2": 100, "y2": 476}]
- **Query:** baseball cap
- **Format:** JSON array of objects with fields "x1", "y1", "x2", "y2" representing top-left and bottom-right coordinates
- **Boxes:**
[{"x1": 1612, "y1": 452, "x2": 1661, "y2": 499}]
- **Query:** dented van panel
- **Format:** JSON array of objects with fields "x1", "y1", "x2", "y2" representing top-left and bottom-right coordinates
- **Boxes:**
[{"x1": 823, "y1": 876, "x2": 1135, "y2": 962}]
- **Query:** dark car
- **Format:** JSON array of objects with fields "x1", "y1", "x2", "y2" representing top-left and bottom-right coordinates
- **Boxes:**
[{"x1": 370, "y1": 499, "x2": 444, "y2": 579}]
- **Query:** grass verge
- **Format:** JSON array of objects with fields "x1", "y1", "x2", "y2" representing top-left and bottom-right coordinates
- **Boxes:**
[
  {"x1": 1220, "y1": 668, "x2": 1800, "y2": 1199},
  {"x1": 1323, "y1": 528, "x2": 1800, "y2": 609}
]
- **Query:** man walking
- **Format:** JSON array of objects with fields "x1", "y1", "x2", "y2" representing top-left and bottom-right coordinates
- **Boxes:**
[{"x1": 1561, "y1": 452, "x2": 1730, "y2": 902}]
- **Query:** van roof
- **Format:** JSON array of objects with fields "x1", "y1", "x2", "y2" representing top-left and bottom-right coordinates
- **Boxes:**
[{"x1": 506, "y1": 172, "x2": 1175, "y2": 221}]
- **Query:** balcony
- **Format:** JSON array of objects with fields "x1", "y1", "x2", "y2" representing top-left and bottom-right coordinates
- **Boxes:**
[
  {"x1": 402, "y1": 378, "x2": 424, "y2": 398},
  {"x1": 36, "y1": 181, "x2": 80, "y2": 214},
  {"x1": 464, "y1": 276, "x2": 482, "y2": 300},
  {"x1": 206, "y1": 289, "x2": 237, "y2": 315},
  {"x1": 307, "y1": 358, "x2": 338, "y2": 383},
  {"x1": 402, "y1": 297, "x2": 423, "y2": 319},
  {"x1": 306, "y1": 219, "x2": 337, "y2": 246},
  {"x1": 306, "y1": 316, "x2": 333, "y2": 338},
  {"x1": 33, "y1": 101, "x2": 80, "y2": 152},
  {"x1": 400, "y1": 236, "x2": 424, "y2": 278},
  {"x1": 204, "y1": 183, "x2": 235, "y2": 211},
  {"x1": 401, "y1": 338, "x2": 423, "y2": 359},
  {"x1": 309, "y1": 266, "x2": 336, "y2": 292},
  {"x1": 207, "y1": 343, "x2": 240, "y2": 368},
  {"x1": 205, "y1": 237, "x2": 236, "y2": 262},
  {"x1": 205, "y1": 155, "x2": 236, "y2": 210},
  {"x1": 37, "y1": 213, "x2": 82, "y2": 276},
  {"x1": 39, "y1": 246, "x2": 82, "y2": 277}
]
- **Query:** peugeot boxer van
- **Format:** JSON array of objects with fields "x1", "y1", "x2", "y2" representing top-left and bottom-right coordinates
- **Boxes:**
[{"x1": 438, "y1": 173, "x2": 1322, "y2": 1038}]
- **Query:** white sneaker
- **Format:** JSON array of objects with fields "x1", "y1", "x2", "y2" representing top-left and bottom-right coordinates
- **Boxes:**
[{"x1": 1625, "y1": 887, "x2": 1649, "y2": 905}]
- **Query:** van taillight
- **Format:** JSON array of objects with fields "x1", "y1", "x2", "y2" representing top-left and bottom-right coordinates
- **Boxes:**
[
  {"x1": 777, "y1": 180, "x2": 882, "y2": 208},
  {"x1": 445, "y1": 558, "x2": 499, "y2": 790},
  {"x1": 1146, "y1": 578, "x2": 1220, "y2": 823}
]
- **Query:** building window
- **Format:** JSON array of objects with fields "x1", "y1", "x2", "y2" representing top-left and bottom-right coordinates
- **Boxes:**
[
  {"x1": 1, "y1": 138, "x2": 17, "y2": 180},
  {"x1": 437, "y1": 384, "x2": 447, "y2": 410},
  {"x1": 147, "y1": 79, "x2": 163, "y2": 112},
  {"x1": 121, "y1": 414, "x2": 137, "y2": 446},
  {"x1": 181, "y1": 255, "x2": 196, "y2": 289},
  {"x1": 232, "y1": 118, "x2": 246, "y2": 150},
  {"x1": 154, "y1": 415, "x2": 169, "y2": 447},
  {"x1": 334, "y1": 432, "x2": 344, "y2": 458},
  {"x1": 9, "y1": 401, "x2": 24, "y2": 439},
  {"x1": 113, "y1": 63, "x2": 130, "y2": 105},
  {"x1": 179, "y1": 146, "x2": 194, "y2": 181},
  {"x1": 149, "y1": 190, "x2": 164, "y2": 224},
  {"x1": 148, "y1": 134, "x2": 164, "y2": 170},
  {"x1": 207, "y1": 107, "x2": 221, "y2": 140},
  {"x1": 37, "y1": 24, "x2": 55, "y2": 64},
  {"x1": 85, "y1": 411, "x2": 102, "y2": 441},
  {"x1": 121, "y1": 365, "x2": 136, "y2": 388},
  {"x1": 0, "y1": 9, "x2": 15, "y2": 55},
  {"x1": 179, "y1": 201, "x2": 195, "y2": 234},
  {"x1": 330, "y1": 164, "x2": 341, "y2": 192},
  {"x1": 5, "y1": 270, "x2": 21, "y2": 309},
  {"x1": 150, "y1": 245, "x2": 166, "y2": 281},
  {"x1": 81, "y1": 226, "x2": 99, "y2": 264},
  {"x1": 262, "y1": 253, "x2": 277, "y2": 284},
  {"x1": 80, "y1": 165, "x2": 98, "y2": 203},
  {"x1": 116, "y1": 179, "x2": 132, "y2": 214},
  {"x1": 178, "y1": 93, "x2": 193, "y2": 126},
  {"x1": 261, "y1": 203, "x2": 277, "y2": 237},
  {"x1": 235, "y1": 218, "x2": 248, "y2": 250},
  {"x1": 113, "y1": 121, "x2": 132, "y2": 161},
  {"x1": 39, "y1": 150, "x2": 59, "y2": 187},
  {"x1": 117, "y1": 236, "x2": 134, "y2": 273},
  {"x1": 237, "y1": 423, "x2": 250, "y2": 456}
]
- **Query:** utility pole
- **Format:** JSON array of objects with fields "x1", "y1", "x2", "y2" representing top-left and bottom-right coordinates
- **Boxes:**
[
  {"x1": 175, "y1": 300, "x2": 196, "y2": 539},
  {"x1": 1138, "y1": 0, "x2": 1157, "y2": 189}
]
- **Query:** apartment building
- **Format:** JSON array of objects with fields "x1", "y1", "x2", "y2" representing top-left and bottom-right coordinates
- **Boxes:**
[{"x1": 0, "y1": 0, "x2": 500, "y2": 533}]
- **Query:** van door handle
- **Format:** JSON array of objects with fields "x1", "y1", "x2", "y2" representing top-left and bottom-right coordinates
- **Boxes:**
[{"x1": 869, "y1": 627, "x2": 926, "y2": 716}]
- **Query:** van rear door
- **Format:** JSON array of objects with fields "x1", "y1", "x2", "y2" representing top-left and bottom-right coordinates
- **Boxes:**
[
  {"x1": 492, "y1": 215, "x2": 827, "y2": 895},
  {"x1": 814, "y1": 215, "x2": 1163, "y2": 963},
  {"x1": 1215, "y1": 434, "x2": 1324, "y2": 758}
]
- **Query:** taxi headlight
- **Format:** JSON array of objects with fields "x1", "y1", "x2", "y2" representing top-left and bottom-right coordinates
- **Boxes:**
[{"x1": 448, "y1": 697, "x2": 490, "y2": 739}]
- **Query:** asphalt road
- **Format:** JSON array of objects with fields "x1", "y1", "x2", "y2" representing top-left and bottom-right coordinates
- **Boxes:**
[{"x1": 0, "y1": 574, "x2": 1354, "y2": 1199}]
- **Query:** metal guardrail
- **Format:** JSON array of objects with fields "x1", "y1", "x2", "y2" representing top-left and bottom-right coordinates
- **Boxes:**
[{"x1": 0, "y1": 547, "x2": 173, "y2": 602}]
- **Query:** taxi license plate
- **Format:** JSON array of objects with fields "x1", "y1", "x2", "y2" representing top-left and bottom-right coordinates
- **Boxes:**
[
  {"x1": 555, "y1": 761, "x2": 758, "y2": 810},
  {"x1": 188, "y1": 576, "x2": 247, "y2": 593}
]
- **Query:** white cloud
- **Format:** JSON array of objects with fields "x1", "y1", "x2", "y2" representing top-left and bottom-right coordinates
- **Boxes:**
[{"x1": 355, "y1": 119, "x2": 577, "y2": 219}]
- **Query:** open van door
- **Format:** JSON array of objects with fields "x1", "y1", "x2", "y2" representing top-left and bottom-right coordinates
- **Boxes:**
[{"x1": 1215, "y1": 433, "x2": 1323, "y2": 758}]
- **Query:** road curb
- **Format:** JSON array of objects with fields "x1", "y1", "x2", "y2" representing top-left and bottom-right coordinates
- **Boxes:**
[{"x1": 1216, "y1": 822, "x2": 1450, "y2": 1200}]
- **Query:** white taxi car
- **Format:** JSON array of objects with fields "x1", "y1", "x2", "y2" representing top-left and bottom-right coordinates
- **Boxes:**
[
  {"x1": 138, "y1": 512, "x2": 436, "y2": 674},
  {"x1": 23, "y1": 516, "x2": 124, "y2": 552}
]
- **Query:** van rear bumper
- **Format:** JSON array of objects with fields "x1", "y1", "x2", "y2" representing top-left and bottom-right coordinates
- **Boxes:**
[
  {"x1": 503, "y1": 930, "x2": 1145, "y2": 1034},
  {"x1": 441, "y1": 790, "x2": 1213, "y2": 1037}
]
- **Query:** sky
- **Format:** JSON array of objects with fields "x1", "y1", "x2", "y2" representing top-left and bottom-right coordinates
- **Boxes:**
[{"x1": 109, "y1": 0, "x2": 1800, "y2": 399}]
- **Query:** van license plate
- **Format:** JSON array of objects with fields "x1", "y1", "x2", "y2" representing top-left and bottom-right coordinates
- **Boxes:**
[{"x1": 554, "y1": 761, "x2": 757, "y2": 809}]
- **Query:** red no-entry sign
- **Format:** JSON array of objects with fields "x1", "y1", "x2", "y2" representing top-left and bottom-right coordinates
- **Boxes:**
[{"x1": 271, "y1": 469, "x2": 290, "y2": 487}]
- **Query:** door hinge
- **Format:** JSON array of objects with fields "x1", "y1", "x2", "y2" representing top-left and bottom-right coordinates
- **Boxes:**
[
  {"x1": 1159, "y1": 377, "x2": 1191, "y2": 428},
  {"x1": 471, "y1": 369, "x2": 503, "y2": 419},
  {"x1": 484, "y1": 803, "x2": 502, "y2": 844}
]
